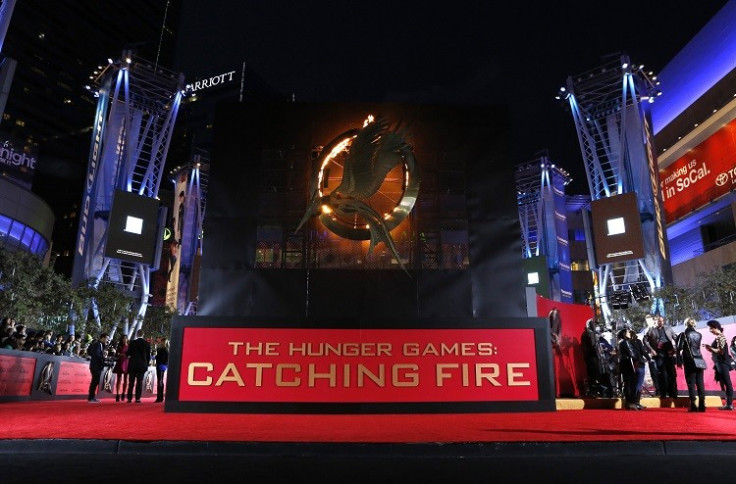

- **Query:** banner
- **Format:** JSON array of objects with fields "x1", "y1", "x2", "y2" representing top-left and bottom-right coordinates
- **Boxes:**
[
  {"x1": 0, "y1": 354, "x2": 35, "y2": 396},
  {"x1": 166, "y1": 317, "x2": 555, "y2": 413},
  {"x1": 165, "y1": 173, "x2": 187, "y2": 310},
  {"x1": 55, "y1": 361, "x2": 91, "y2": 396},
  {"x1": 660, "y1": 117, "x2": 736, "y2": 222}
]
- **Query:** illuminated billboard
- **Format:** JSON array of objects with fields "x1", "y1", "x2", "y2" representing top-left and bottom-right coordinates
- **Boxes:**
[
  {"x1": 165, "y1": 317, "x2": 555, "y2": 413},
  {"x1": 659, "y1": 117, "x2": 736, "y2": 223},
  {"x1": 0, "y1": 132, "x2": 38, "y2": 189},
  {"x1": 590, "y1": 192, "x2": 645, "y2": 265}
]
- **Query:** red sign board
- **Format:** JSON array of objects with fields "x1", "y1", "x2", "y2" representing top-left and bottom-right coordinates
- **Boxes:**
[
  {"x1": 660, "y1": 118, "x2": 736, "y2": 223},
  {"x1": 56, "y1": 361, "x2": 91, "y2": 395},
  {"x1": 178, "y1": 328, "x2": 540, "y2": 403},
  {"x1": 0, "y1": 354, "x2": 36, "y2": 396}
]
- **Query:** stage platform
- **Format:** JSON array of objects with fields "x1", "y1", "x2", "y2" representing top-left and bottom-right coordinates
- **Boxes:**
[{"x1": 555, "y1": 396, "x2": 723, "y2": 410}]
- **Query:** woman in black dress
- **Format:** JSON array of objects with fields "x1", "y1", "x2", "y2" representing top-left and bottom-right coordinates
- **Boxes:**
[{"x1": 704, "y1": 320, "x2": 733, "y2": 411}]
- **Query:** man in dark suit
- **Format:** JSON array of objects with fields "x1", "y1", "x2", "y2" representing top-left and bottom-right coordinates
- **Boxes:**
[
  {"x1": 126, "y1": 329, "x2": 151, "y2": 403},
  {"x1": 88, "y1": 333, "x2": 109, "y2": 403}
]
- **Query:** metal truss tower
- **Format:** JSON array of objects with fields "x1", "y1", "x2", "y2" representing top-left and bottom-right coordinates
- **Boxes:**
[
  {"x1": 72, "y1": 50, "x2": 184, "y2": 336},
  {"x1": 562, "y1": 54, "x2": 671, "y2": 320},
  {"x1": 516, "y1": 154, "x2": 574, "y2": 302}
]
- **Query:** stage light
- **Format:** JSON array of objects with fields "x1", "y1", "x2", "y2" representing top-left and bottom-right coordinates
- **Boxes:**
[
  {"x1": 108, "y1": 58, "x2": 113, "y2": 64},
  {"x1": 125, "y1": 57, "x2": 132, "y2": 64},
  {"x1": 622, "y1": 63, "x2": 629, "y2": 69},
  {"x1": 609, "y1": 290, "x2": 631, "y2": 310}
]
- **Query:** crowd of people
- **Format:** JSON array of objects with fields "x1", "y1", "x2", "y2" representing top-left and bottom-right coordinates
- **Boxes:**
[
  {"x1": 582, "y1": 314, "x2": 736, "y2": 412},
  {"x1": 1, "y1": 317, "x2": 91, "y2": 357},
  {"x1": 1, "y1": 316, "x2": 169, "y2": 403},
  {"x1": 87, "y1": 329, "x2": 170, "y2": 403}
]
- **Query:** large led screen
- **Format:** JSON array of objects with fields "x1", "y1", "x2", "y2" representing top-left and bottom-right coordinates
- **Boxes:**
[
  {"x1": 104, "y1": 190, "x2": 161, "y2": 265},
  {"x1": 590, "y1": 192, "x2": 645, "y2": 265}
]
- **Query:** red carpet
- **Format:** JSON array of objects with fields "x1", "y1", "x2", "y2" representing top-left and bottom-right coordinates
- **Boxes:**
[{"x1": 3, "y1": 397, "x2": 736, "y2": 443}]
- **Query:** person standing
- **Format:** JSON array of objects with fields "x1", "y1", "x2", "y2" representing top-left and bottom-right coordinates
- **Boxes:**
[
  {"x1": 112, "y1": 335, "x2": 129, "y2": 402},
  {"x1": 126, "y1": 330, "x2": 151, "y2": 403},
  {"x1": 676, "y1": 318, "x2": 707, "y2": 412},
  {"x1": 87, "y1": 333, "x2": 109, "y2": 403},
  {"x1": 630, "y1": 330, "x2": 650, "y2": 409},
  {"x1": 646, "y1": 316, "x2": 678, "y2": 398},
  {"x1": 618, "y1": 328, "x2": 645, "y2": 410},
  {"x1": 155, "y1": 339, "x2": 170, "y2": 403},
  {"x1": 704, "y1": 320, "x2": 734, "y2": 410}
]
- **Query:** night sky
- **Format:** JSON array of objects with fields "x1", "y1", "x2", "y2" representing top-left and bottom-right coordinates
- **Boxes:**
[{"x1": 174, "y1": 0, "x2": 728, "y2": 193}]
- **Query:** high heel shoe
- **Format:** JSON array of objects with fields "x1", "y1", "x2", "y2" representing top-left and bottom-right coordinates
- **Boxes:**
[{"x1": 115, "y1": 394, "x2": 119, "y2": 402}]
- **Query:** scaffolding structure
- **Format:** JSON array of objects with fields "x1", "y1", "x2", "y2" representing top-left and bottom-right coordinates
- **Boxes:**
[
  {"x1": 515, "y1": 154, "x2": 573, "y2": 302},
  {"x1": 71, "y1": 50, "x2": 184, "y2": 337},
  {"x1": 562, "y1": 54, "x2": 670, "y2": 320}
]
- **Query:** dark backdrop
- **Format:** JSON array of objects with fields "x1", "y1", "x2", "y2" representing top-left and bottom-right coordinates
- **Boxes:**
[{"x1": 198, "y1": 103, "x2": 523, "y2": 323}]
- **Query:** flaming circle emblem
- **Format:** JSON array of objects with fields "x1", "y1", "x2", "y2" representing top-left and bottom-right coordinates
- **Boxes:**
[{"x1": 296, "y1": 116, "x2": 420, "y2": 272}]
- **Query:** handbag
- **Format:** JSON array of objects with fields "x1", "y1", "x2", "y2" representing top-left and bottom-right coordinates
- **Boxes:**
[{"x1": 685, "y1": 336, "x2": 707, "y2": 370}]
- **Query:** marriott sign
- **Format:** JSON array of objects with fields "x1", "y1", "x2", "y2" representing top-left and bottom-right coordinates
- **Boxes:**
[{"x1": 186, "y1": 70, "x2": 237, "y2": 93}]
